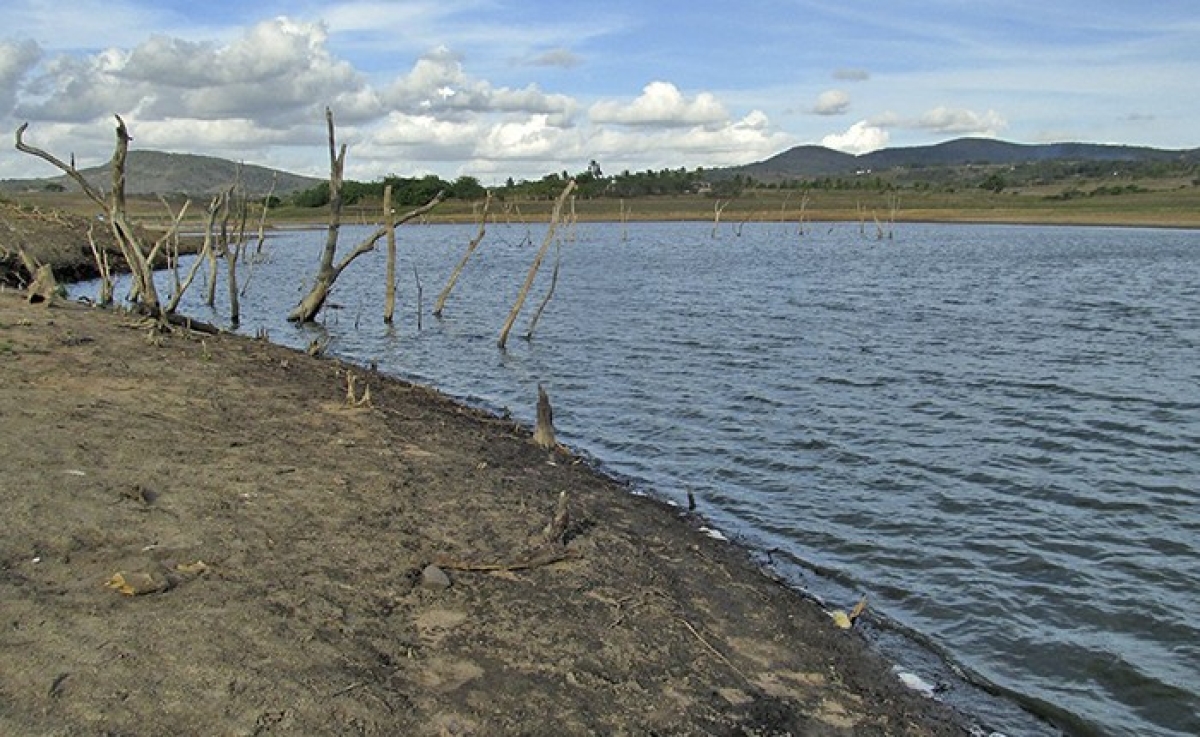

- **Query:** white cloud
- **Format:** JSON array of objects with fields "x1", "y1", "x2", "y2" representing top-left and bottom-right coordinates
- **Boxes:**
[
  {"x1": 589, "y1": 81, "x2": 728, "y2": 128},
  {"x1": 15, "y1": 17, "x2": 364, "y2": 125},
  {"x1": 812, "y1": 89, "x2": 850, "y2": 116},
  {"x1": 822, "y1": 120, "x2": 889, "y2": 154},
  {"x1": 913, "y1": 106, "x2": 1007, "y2": 136},
  {"x1": 384, "y1": 46, "x2": 576, "y2": 123},
  {"x1": 0, "y1": 39, "x2": 41, "y2": 113},
  {"x1": 0, "y1": 13, "x2": 790, "y2": 182}
]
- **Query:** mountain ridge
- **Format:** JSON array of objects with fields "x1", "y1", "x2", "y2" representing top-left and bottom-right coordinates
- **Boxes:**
[
  {"x1": 1, "y1": 150, "x2": 322, "y2": 197},
  {"x1": 3, "y1": 138, "x2": 1197, "y2": 196},
  {"x1": 721, "y1": 137, "x2": 1200, "y2": 180}
]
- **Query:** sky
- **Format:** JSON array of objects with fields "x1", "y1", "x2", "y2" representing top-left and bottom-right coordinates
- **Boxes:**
[{"x1": 1, "y1": 0, "x2": 1197, "y2": 184}]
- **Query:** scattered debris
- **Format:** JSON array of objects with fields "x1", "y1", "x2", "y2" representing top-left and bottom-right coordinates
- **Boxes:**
[
  {"x1": 105, "y1": 571, "x2": 170, "y2": 596},
  {"x1": 829, "y1": 595, "x2": 868, "y2": 630}
]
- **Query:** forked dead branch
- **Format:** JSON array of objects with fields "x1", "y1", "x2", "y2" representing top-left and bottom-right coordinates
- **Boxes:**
[{"x1": 289, "y1": 108, "x2": 443, "y2": 324}]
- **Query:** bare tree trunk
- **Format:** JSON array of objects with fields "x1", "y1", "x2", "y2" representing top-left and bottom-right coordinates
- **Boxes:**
[
  {"x1": 888, "y1": 193, "x2": 899, "y2": 239},
  {"x1": 255, "y1": 173, "x2": 277, "y2": 256},
  {"x1": 226, "y1": 184, "x2": 245, "y2": 328},
  {"x1": 85, "y1": 221, "x2": 113, "y2": 306},
  {"x1": 383, "y1": 184, "x2": 397, "y2": 324},
  {"x1": 523, "y1": 239, "x2": 560, "y2": 341},
  {"x1": 797, "y1": 190, "x2": 810, "y2": 237},
  {"x1": 107, "y1": 118, "x2": 161, "y2": 312},
  {"x1": 204, "y1": 190, "x2": 230, "y2": 307},
  {"x1": 712, "y1": 199, "x2": 730, "y2": 238},
  {"x1": 412, "y1": 264, "x2": 424, "y2": 331},
  {"x1": 227, "y1": 242, "x2": 240, "y2": 326},
  {"x1": 497, "y1": 180, "x2": 576, "y2": 350},
  {"x1": 289, "y1": 108, "x2": 346, "y2": 323},
  {"x1": 434, "y1": 190, "x2": 491, "y2": 318},
  {"x1": 167, "y1": 193, "x2": 221, "y2": 314}
]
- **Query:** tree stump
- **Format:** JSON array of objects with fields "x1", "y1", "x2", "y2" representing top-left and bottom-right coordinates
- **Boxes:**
[{"x1": 533, "y1": 384, "x2": 556, "y2": 450}]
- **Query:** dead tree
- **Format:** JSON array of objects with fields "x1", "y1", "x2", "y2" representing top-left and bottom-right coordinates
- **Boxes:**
[
  {"x1": 289, "y1": 108, "x2": 442, "y2": 323},
  {"x1": 15, "y1": 116, "x2": 175, "y2": 314},
  {"x1": 433, "y1": 191, "x2": 491, "y2": 318},
  {"x1": 497, "y1": 179, "x2": 576, "y2": 349},
  {"x1": 167, "y1": 191, "x2": 224, "y2": 314},
  {"x1": 797, "y1": 190, "x2": 811, "y2": 237},
  {"x1": 711, "y1": 199, "x2": 730, "y2": 238}
]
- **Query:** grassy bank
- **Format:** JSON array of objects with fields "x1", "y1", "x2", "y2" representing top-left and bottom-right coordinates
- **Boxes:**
[{"x1": 8, "y1": 178, "x2": 1200, "y2": 231}]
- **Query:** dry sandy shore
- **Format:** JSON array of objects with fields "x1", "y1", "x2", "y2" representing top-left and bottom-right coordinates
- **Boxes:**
[{"x1": 0, "y1": 285, "x2": 975, "y2": 735}]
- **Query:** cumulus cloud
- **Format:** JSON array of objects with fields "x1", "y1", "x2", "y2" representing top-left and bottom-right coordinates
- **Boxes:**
[
  {"x1": 589, "y1": 81, "x2": 728, "y2": 128},
  {"x1": 822, "y1": 120, "x2": 889, "y2": 154},
  {"x1": 913, "y1": 106, "x2": 1007, "y2": 136},
  {"x1": 0, "y1": 39, "x2": 41, "y2": 113},
  {"x1": 15, "y1": 17, "x2": 365, "y2": 125},
  {"x1": 0, "y1": 17, "x2": 792, "y2": 182},
  {"x1": 385, "y1": 46, "x2": 576, "y2": 123},
  {"x1": 812, "y1": 89, "x2": 850, "y2": 116}
]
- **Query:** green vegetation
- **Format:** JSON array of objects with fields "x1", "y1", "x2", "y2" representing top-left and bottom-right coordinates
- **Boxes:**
[{"x1": 9, "y1": 141, "x2": 1199, "y2": 229}]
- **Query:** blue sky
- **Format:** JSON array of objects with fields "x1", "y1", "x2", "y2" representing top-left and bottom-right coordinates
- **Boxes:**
[{"x1": 2, "y1": 0, "x2": 1196, "y2": 183}]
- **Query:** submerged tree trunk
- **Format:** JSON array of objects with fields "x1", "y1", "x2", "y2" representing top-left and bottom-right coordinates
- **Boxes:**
[
  {"x1": 433, "y1": 191, "x2": 491, "y2": 318},
  {"x1": 289, "y1": 108, "x2": 347, "y2": 323},
  {"x1": 497, "y1": 180, "x2": 576, "y2": 350},
  {"x1": 522, "y1": 239, "x2": 561, "y2": 341},
  {"x1": 383, "y1": 185, "x2": 397, "y2": 325}
]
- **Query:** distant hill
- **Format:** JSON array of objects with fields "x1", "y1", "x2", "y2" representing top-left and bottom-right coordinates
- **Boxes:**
[
  {"x1": 723, "y1": 137, "x2": 1200, "y2": 181},
  {"x1": 1, "y1": 150, "x2": 322, "y2": 197}
]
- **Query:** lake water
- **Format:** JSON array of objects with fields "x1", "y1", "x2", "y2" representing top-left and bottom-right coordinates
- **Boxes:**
[{"x1": 83, "y1": 220, "x2": 1199, "y2": 736}]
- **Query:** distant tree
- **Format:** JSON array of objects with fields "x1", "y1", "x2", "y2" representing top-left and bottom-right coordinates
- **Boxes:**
[
  {"x1": 449, "y1": 175, "x2": 486, "y2": 200},
  {"x1": 292, "y1": 181, "x2": 331, "y2": 207},
  {"x1": 980, "y1": 172, "x2": 1008, "y2": 194}
]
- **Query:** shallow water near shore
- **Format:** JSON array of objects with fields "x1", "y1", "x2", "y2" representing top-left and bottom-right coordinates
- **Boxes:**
[{"x1": 83, "y1": 220, "x2": 1199, "y2": 736}]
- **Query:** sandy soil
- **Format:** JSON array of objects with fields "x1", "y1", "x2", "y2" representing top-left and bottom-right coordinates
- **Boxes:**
[{"x1": 0, "y1": 208, "x2": 973, "y2": 735}]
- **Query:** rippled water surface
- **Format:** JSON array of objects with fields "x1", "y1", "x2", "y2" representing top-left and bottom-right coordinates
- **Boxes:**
[{"x1": 101, "y1": 221, "x2": 1199, "y2": 736}]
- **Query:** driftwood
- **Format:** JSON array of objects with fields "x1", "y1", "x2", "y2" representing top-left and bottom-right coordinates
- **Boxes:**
[
  {"x1": 434, "y1": 491, "x2": 576, "y2": 572},
  {"x1": 497, "y1": 180, "x2": 576, "y2": 349}
]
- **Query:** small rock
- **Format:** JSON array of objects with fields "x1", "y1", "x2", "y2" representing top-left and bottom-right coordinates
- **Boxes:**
[{"x1": 420, "y1": 564, "x2": 451, "y2": 590}]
